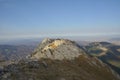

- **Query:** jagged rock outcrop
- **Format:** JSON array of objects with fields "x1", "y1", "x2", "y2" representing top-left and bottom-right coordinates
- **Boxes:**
[{"x1": 29, "y1": 38, "x2": 86, "y2": 60}]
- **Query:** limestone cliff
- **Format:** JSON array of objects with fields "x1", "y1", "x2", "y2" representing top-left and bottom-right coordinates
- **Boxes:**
[{"x1": 30, "y1": 38, "x2": 86, "y2": 60}]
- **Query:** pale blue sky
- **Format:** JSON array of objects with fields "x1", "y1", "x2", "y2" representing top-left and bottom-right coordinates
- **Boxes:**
[{"x1": 0, "y1": 0, "x2": 120, "y2": 40}]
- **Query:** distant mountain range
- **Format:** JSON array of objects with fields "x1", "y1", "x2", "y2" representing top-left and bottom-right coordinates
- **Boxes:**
[
  {"x1": 109, "y1": 38, "x2": 120, "y2": 41},
  {"x1": 0, "y1": 45, "x2": 35, "y2": 61},
  {"x1": 84, "y1": 42, "x2": 120, "y2": 74}
]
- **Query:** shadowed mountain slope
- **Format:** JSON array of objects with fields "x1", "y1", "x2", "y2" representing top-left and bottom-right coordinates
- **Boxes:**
[{"x1": 84, "y1": 42, "x2": 120, "y2": 74}]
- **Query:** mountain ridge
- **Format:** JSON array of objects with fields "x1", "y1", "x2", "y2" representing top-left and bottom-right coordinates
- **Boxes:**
[
  {"x1": 0, "y1": 38, "x2": 120, "y2": 80},
  {"x1": 29, "y1": 38, "x2": 86, "y2": 60}
]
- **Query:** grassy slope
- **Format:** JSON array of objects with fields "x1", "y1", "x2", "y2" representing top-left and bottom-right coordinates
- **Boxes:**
[{"x1": 1, "y1": 55, "x2": 119, "y2": 80}]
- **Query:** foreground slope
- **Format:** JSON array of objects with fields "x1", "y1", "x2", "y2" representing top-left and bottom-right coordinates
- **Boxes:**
[{"x1": 0, "y1": 38, "x2": 120, "y2": 80}]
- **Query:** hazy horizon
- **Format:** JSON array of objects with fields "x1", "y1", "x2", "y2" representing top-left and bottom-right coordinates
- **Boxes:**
[{"x1": 0, "y1": 0, "x2": 120, "y2": 41}]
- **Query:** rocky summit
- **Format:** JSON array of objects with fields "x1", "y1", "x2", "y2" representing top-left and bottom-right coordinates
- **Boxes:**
[
  {"x1": 29, "y1": 38, "x2": 86, "y2": 60},
  {"x1": 0, "y1": 38, "x2": 120, "y2": 80}
]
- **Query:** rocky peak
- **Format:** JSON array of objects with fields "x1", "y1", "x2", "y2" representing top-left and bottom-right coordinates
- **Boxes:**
[
  {"x1": 41, "y1": 38, "x2": 53, "y2": 44},
  {"x1": 29, "y1": 38, "x2": 86, "y2": 60},
  {"x1": 1, "y1": 38, "x2": 120, "y2": 80}
]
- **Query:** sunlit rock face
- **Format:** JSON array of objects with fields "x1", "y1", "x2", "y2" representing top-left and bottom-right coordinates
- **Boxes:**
[{"x1": 30, "y1": 38, "x2": 86, "y2": 60}]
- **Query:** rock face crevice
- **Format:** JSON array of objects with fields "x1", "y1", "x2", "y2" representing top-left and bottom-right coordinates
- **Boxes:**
[{"x1": 29, "y1": 38, "x2": 86, "y2": 60}]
